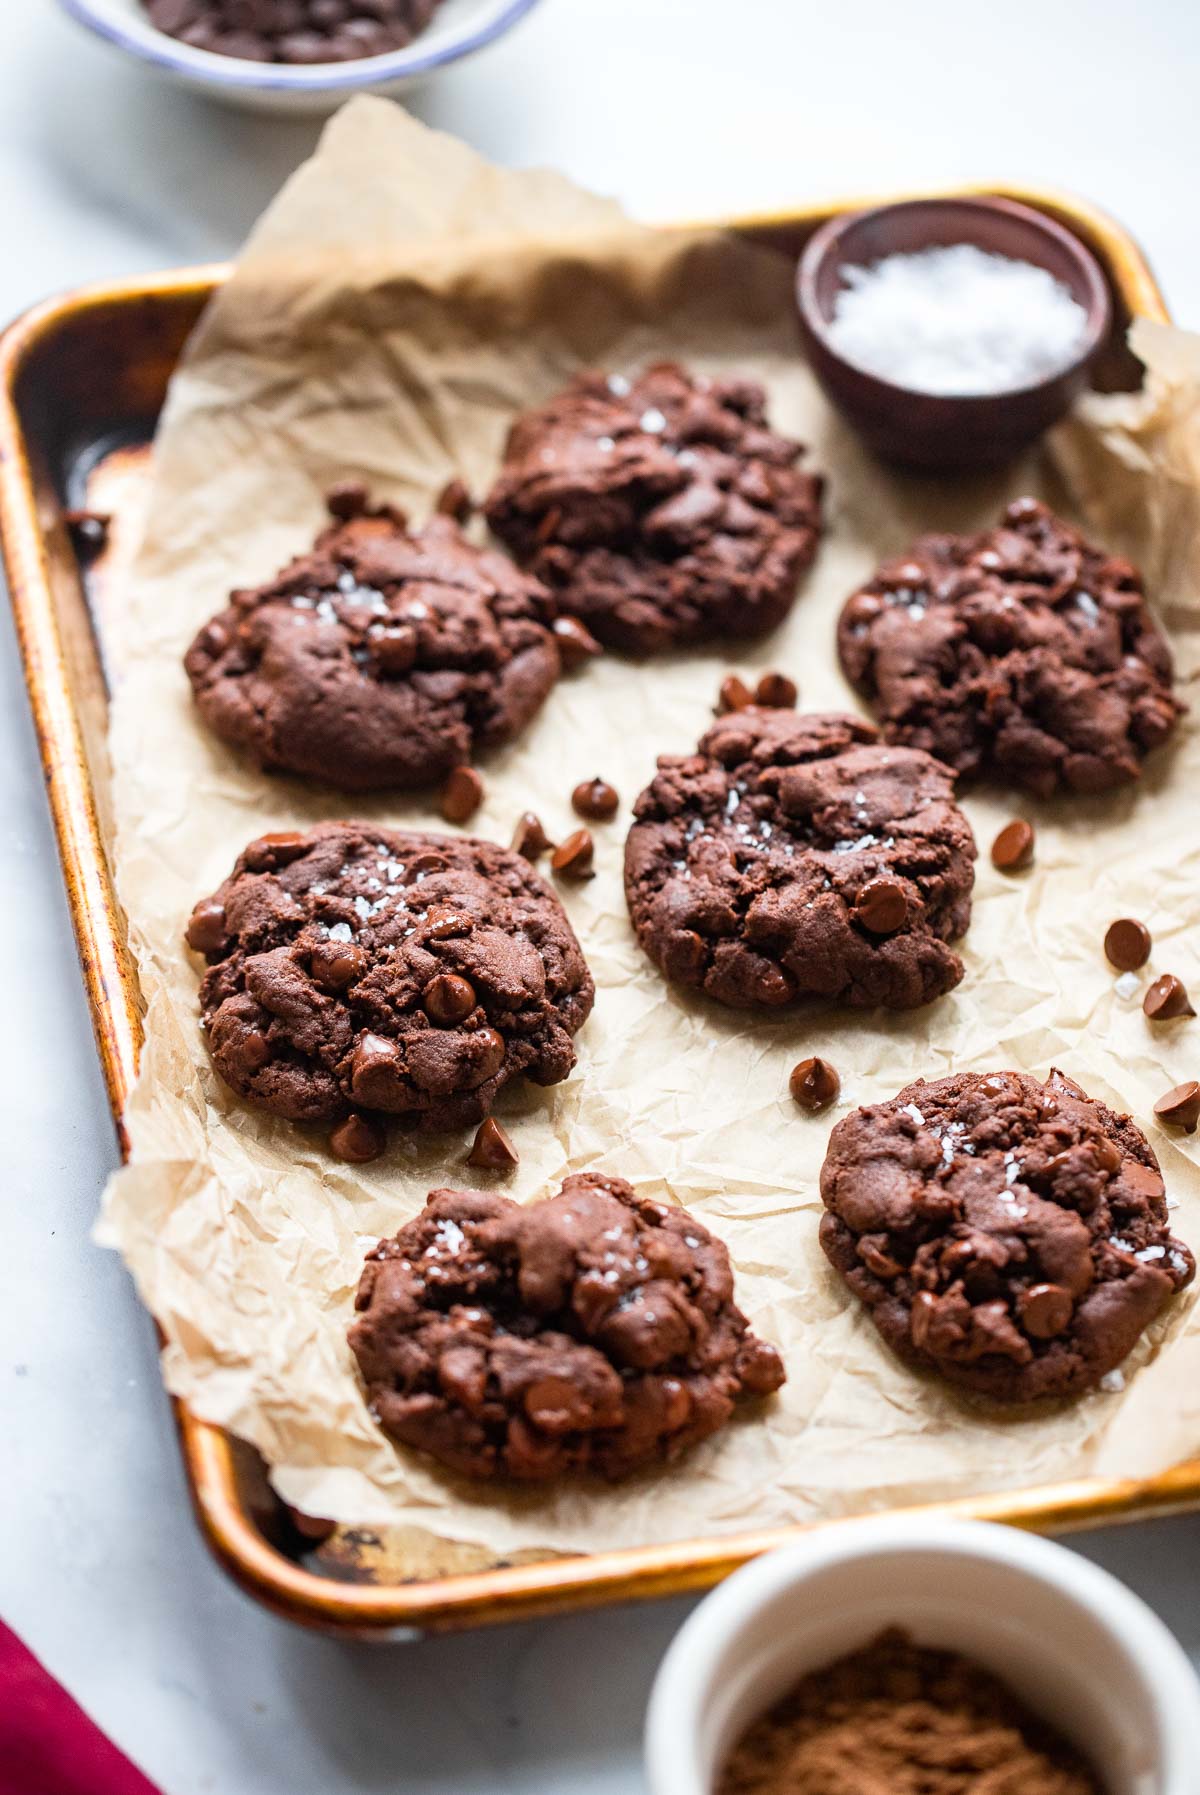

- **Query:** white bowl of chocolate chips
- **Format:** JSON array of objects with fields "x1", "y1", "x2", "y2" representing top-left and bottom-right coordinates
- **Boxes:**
[
  {"x1": 58, "y1": 0, "x2": 543, "y2": 114},
  {"x1": 646, "y1": 1517, "x2": 1200, "y2": 1795}
]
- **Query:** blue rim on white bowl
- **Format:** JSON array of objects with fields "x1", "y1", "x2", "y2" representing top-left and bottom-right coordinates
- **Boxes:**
[{"x1": 57, "y1": 0, "x2": 543, "y2": 110}]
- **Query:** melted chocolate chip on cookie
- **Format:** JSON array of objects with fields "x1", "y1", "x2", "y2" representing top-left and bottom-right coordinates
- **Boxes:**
[
  {"x1": 348, "y1": 1172, "x2": 785, "y2": 1481},
  {"x1": 819, "y1": 1068, "x2": 1194, "y2": 1401}
]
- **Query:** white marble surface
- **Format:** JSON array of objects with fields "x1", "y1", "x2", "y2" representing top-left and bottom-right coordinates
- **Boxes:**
[{"x1": 3, "y1": 1, "x2": 1200, "y2": 1789}]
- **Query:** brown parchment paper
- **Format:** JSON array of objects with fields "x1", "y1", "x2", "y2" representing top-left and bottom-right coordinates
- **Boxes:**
[{"x1": 97, "y1": 99, "x2": 1200, "y2": 1555}]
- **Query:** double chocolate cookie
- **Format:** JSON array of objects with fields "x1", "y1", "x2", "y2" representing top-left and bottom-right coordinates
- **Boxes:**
[
  {"x1": 187, "y1": 823, "x2": 594, "y2": 1132},
  {"x1": 820, "y1": 1069, "x2": 1194, "y2": 1402},
  {"x1": 184, "y1": 488, "x2": 562, "y2": 791},
  {"x1": 837, "y1": 498, "x2": 1181, "y2": 797},
  {"x1": 348, "y1": 1172, "x2": 786, "y2": 1481},
  {"x1": 624, "y1": 709, "x2": 976, "y2": 1011},
  {"x1": 484, "y1": 362, "x2": 824, "y2": 655}
]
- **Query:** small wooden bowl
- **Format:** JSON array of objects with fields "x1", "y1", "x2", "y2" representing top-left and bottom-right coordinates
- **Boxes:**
[{"x1": 796, "y1": 197, "x2": 1112, "y2": 472}]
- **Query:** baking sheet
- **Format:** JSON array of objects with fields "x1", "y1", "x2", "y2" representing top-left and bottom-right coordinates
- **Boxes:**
[{"x1": 97, "y1": 99, "x2": 1200, "y2": 1556}]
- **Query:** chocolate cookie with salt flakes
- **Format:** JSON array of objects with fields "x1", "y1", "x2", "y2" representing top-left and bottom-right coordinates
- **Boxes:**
[
  {"x1": 348, "y1": 1172, "x2": 785, "y2": 1482},
  {"x1": 187, "y1": 823, "x2": 594, "y2": 1133},
  {"x1": 184, "y1": 490, "x2": 561, "y2": 793},
  {"x1": 624, "y1": 709, "x2": 976, "y2": 1012},
  {"x1": 484, "y1": 362, "x2": 824, "y2": 655},
  {"x1": 819, "y1": 1070, "x2": 1194, "y2": 1403},
  {"x1": 837, "y1": 498, "x2": 1182, "y2": 798}
]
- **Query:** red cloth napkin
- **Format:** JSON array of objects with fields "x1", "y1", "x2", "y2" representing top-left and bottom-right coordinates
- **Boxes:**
[{"x1": 0, "y1": 1619, "x2": 162, "y2": 1795}]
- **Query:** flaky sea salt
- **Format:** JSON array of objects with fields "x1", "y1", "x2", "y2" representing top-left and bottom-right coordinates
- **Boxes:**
[{"x1": 827, "y1": 244, "x2": 1090, "y2": 396}]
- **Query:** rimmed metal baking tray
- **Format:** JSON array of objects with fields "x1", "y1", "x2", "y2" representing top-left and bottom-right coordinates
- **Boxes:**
[{"x1": 1, "y1": 186, "x2": 1195, "y2": 1639}]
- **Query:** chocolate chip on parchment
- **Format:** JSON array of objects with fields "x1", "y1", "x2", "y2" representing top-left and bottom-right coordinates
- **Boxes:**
[
  {"x1": 717, "y1": 674, "x2": 754, "y2": 715},
  {"x1": 466, "y1": 1116, "x2": 519, "y2": 1171},
  {"x1": 511, "y1": 812, "x2": 554, "y2": 860},
  {"x1": 754, "y1": 671, "x2": 797, "y2": 709},
  {"x1": 64, "y1": 507, "x2": 111, "y2": 563},
  {"x1": 1154, "y1": 1081, "x2": 1200, "y2": 1132},
  {"x1": 551, "y1": 829, "x2": 595, "y2": 881},
  {"x1": 324, "y1": 479, "x2": 371, "y2": 520},
  {"x1": 789, "y1": 1057, "x2": 840, "y2": 1112},
  {"x1": 329, "y1": 1112, "x2": 386, "y2": 1164},
  {"x1": 1144, "y1": 974, "x2": 1196, "y2": 1021},
  {"x1": 553, "y1": 615, "x2": 602, "y2": 672},
  {"x1": 572, "y1": 778, "x2": 619, "y2": 822},
  {"x1": 440, "y1": 765, "x2": 484, "y2": 824},
  {"x1": 853, "y1": 876, "x2": 908, "y2": 934},
  {"x1": 991, "y1": 819, "x2": 1035, "y2": 872},
  {"x1": 1105, "y1": 917, "x2": 1152, "y2": 971}
]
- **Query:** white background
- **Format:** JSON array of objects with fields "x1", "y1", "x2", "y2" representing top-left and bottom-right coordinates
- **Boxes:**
[{"x1": 3, "y1": 1, "x2": 1200, "y2": 1790}]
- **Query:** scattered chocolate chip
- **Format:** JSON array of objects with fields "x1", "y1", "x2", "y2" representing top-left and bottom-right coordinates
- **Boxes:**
[
  {"x1": 1017, "y1": 1282, "x2": 1073, "y2": 1338},
  {"x1": 466, "y1": 1116, "x2": 519, "y2": 1171},
  {"x1": 310, "y1": 938, "x2": 366, "y2": 990},
  {"x1": 717, "y1": 674, "x2": 754, "y2": 714},
  {"x1": 571, "y1": 777, "x2": 620, "y2": 822},
  {"x1": 789, "y1": 1057, "x2": 840, "y2": 1112},
  {"x1": 325, "y1": 479, "x2": 370, "y2": 520},
  {"x1": 754, "y1": 671, "x2": 797, "y2": 709},
  {"x1": 990, "y1": 819, "x2": 1035, "y2": 872},
  {"x1": 550, "y1": 829, "x2": 595, "y2": 881},
  {"x1": 440, "y1": 765, "x2": 484, "y2": 824},
  {"x1": 64, "y1": 507, "x2": 110, "y2": 563},
  {"x1": 1154, "y1": 1081, "x2": 1200, "y2": 1132},
  {"x1": 185, "y1": 899, "x2": 227, "y2": 955},
  {"x1": 435, "y1": 477, "x2": 473, "y2": 522},
  {"x1": 853, "y1": 876, "x2": 908, "y2": 934},
  {"x1": 511, "y1": 811, "x2": 554, "y2": 860},
  {"x1": 553, "y1": 615, "x2": 602, "y2": 671},
  {"x1": 1144, "y1": 974, "x2": 1196, "y2": 1021},
  {"x1": 1105, "y1": 917, "x2": 1152, "y2": 971},
  {"x1": 425, "y1": 972, "x2": 477, "y2": 1025},
  {"x1": 329, "y1": 1112, "x2": 386, "y2": 1164}
]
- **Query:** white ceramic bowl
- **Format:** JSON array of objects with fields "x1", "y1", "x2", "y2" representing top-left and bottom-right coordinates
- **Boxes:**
[
  {"x1": 57, "y1": 0, "x2": 543, "y2": 114},
  {"x1": 646, "y1": 1518, "x2": 1200, "y2": 1795}
]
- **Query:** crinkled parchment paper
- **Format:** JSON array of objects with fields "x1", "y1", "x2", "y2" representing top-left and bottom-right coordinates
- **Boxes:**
[{"x1": 97, "y1": 100, "x2": 1200, "y2": 1555}]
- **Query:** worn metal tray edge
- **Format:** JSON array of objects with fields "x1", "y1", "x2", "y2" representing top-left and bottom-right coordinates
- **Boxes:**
[{"x1": 2, "y1": 187, "x2": 1195, "y2": 1641}]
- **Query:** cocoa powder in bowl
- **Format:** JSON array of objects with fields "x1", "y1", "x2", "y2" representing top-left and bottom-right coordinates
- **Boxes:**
[{"x1": 718, "y1": 1628, "x2": 1103, "y2": 1795}]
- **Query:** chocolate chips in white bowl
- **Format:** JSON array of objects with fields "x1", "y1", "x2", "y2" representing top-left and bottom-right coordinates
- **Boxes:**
[{"x1": 144, "y1": 0, "x2": 443, "y2": 62}]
